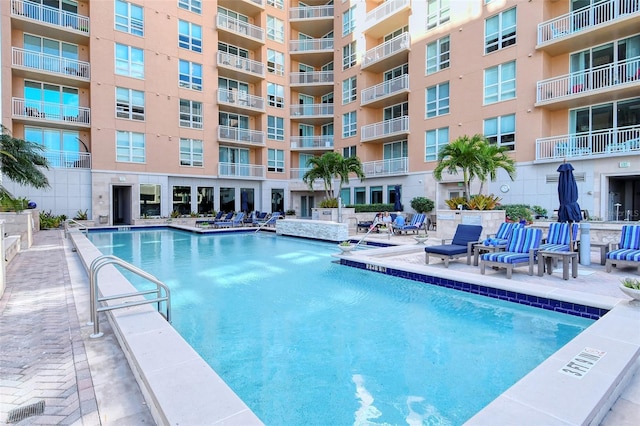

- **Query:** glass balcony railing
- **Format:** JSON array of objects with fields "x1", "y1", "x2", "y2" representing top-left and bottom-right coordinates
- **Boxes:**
[
  {"x1": 218, "y1": 162, "x2": 265, "y2": 179},
  {"x1": 289, "y1": 168, "x2": 311, "y2": 180},
  {"x1": 536, "y1": 125, "x2": 640, "y2": 161},
  {"x1": 362, "y1": 32, "x2": 410, "y2": 69},
  {"x1": 361, "y1": 74, "x2": 409, "y2": 106},
  {"x1": 12, "y1": 97, "x2": 90, "y2": 126},
  {"x1": 43, "y1": 149, "x2": 91, "y2": 169},
  {"x1": 362, "y1": 157, "x2": 408, "y2": 177},
  {"x1": 12, "y1": 47, "x2": 90, "y2": 80},
  {"x1": 361, "y1": 116, "x2": 409, "y2": 142},
  {"x1": 537, "y1": 0, "x2": 639, "y2": 45},
  {"x1": 290, "y1": 71, "x2": 333, "y2": 85},
  {"x1": 218, "y1": 126, "x2": 265, "y2": 146},
  {"x1": 290, "y1": 136, "x2": 334, "y2": 149},
  {"x1": 289, "y1": 5, "x2": 333, "y2": 20},
  {"x1": 217, "y1": 52, "x2": 265, "y2": 77},
  {"x1": 537, "y1": 56, "x2": 640, "y2": 103},
  {"x1": 10, "y1": 0, "x2": 89, "y2": 34},
  {"x1": 289, "y1": 38, "x2": 333, "y2": 53},
  {"x1": 290, "y1": 103, "x2": 334, "y2": 117}
]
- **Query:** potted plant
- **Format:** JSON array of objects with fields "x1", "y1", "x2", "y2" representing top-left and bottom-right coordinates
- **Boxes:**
[
  {"x1": 619, "y1": 278, "x2": 640, "y2": 302},
  {"x1": 532, "y1": 205, "x2": 548, "y2": 219},
  {"x1": 285, "y1": 209, "x2": 296, "y2": 218},
  {"x1": 337, "y1": 240, "x2": 354, "y2": 254}
]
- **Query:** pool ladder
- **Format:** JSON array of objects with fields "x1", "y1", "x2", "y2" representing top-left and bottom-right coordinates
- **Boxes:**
[{"x1": 88, "y1": 255, "x2": 171, "y2": 338}]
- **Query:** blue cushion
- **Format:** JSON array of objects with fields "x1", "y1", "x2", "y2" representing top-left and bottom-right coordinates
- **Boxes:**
[
  {"x1": 539, "y1": 243, "x2": 570, "y2": 252},
  {"x1": 620, "y1": 225, "x2": 640, "y2": 250},
  {"x1": 506, "y1": 228, "x2": 542, "y2": 253},
  {"x1": 482, "y1": 252, "x2": 531, "y2": 264},
  {"x1": 607, "y1": 249, "x2": 640, "y2": 261},
  {"x1": 424, "y1": 245, "x2": 468, "y2": 256},
  {"x1": 450, "y1": 224, "x2": 483, "y2": 246}
]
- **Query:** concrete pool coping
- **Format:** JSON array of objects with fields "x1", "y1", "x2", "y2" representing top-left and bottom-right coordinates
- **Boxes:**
[{"x1": 69, "y1": 229, "x2": 640, "y2": 425}]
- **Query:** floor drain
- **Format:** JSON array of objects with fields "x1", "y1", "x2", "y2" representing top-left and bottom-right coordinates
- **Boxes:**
[{"x1": 6, "y1": 400, "x2": 45, "y2": 423}]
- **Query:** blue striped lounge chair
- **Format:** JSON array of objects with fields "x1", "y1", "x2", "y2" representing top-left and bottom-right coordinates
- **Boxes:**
[
  {"x1": 395, "y1": 213, "x2": 426, "y2": 235},
  {"x1": 215, "y1": 212, "x2": 245, "y2": 228},
  {"x1": 606, "y1": 225, "x2": 640, "y2": 273},
  {"x1": 196, "y1": 211, "x2": 223, "y2": 227},
  {"x1": 482, "y1": 222, "x2": 524, "y2": 246},
  {"x1": 424, "y1": 224, "x2": 483, "y2": 267},
  {"x1": 539, "y1": 222, "x2": 579, "y2": 252},
  {"x1": 480, "y1": 227, "x2": 543, "y2": 279}
]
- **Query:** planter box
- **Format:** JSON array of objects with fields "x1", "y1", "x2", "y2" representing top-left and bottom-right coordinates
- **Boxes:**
[
  {"x1": 0, "y1": 210, "x2": 36, "y2": 249},
  {"x1": 435, "y1": 209, "x2": 506, "y2": 240}
]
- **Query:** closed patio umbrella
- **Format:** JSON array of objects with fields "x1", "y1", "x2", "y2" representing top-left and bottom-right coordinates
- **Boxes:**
[
  {"x1": 557, "y1": 162, "x2": 582, "y2": 251},
  {"x1": 393, "y1": 185, "x2": 402, "y2": 212}
]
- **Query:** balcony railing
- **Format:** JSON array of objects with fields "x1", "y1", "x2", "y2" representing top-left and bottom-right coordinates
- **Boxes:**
[
  {"x1": 536, "y1": 125, "x2": 640, "y2": 161},
  {"x1": 216, "y1": 14, "x2": 264, "y2": 42},
  {"x1": 290, "y1": 71, "x2": 333, "y2": 85},
  {"x1": 290, "y1": 103, "x2": 334, "y2": 117},
  {"x1": 362, "y1": 157, "x2": 408, "y2": 177},
  {"x1": 290, "y1": 136, "x2": 334, "y2": 149},
  {"x1": 361, "y1": 116, "x2": 409, "y2": 142},
  {"x1": 12, "y1": 47, "x2": 90, "y2": 80},
  {"x1": 537, "y1": 56, "x2": 640, "y2": 103},
  {"x1": 362, "y1": 32, "x2": 410, "y2": 69},
  {"x1": 537, "y1": 0, "x2": 639, "y2": 45},
  {"x1": 361, "y1": 75, "x2": 409, "y2": 106},
  {"x1": 44, "y1": 149, "x2": 91, "y2": 169},
  {"x1": 218, "y1": 126, "x2": 265, "y2": 146},
  {"x1": 218, "y1": 162, "x2": 265, "y2": 179},
  {"x1": 289, "y1": 168, "x2": 311, "y2": 180},
  {"x1": 217, "y1": 89, "x2": 265, "y2": 110},
  {"x1": 217, "y1": 52, "x2": 265, "y2": 77},
  {"x1": 289, "y1": 5, "x2": 334, "y2": 20},
  {"x1": 10, "y1": 0, "x2": 90, "y2": 34},
  {"x1": 12, "y1": 97, "x2": 90, "y2": 125},
  {"x1": 289, "y1": 38, "x2": 333, "y2": 53},
  {"x1": 364, "y1": 0, "x2": 410, "y2": 30}
]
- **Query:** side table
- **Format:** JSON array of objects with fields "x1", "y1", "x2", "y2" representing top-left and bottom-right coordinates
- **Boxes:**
[{"x1": 538, "y1": 250, "x2": 579, "y2": 280}]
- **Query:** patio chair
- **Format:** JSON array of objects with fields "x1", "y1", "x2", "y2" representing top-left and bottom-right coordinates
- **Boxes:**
[
  {"x1": 424, "y1": 224, "x2": 483, "y2": 267},
  {"x1": 483, "y1": 222, "x2": 523, "y2": 246},
  {"x1": 356, "y1": 214, "x2": 378, "y2": 233},
  {"x1": 395, "y1": 213, "x2": 426, "y2": 235},
  {"x1": 195, "y1": 211, "x2": 223, "y2": 227},
  {"x1": 480, "y1": 227, "x2": 543, "y2": 279},
  {"x1": 252, "y1": 211, "x2": 268, "y2": 226},
  {"x1": 605, "y1": 225, "x2": 640, "y2": 273},
  {"x1": 215, "y1": 212, "x2": 245, "y2": 228},
  {"x1": 539, "y1": 222, "x2": 579, "y2": 252}
]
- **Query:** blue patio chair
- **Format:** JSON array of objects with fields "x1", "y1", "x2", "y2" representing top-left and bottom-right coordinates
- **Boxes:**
[
  {"x1": 195, "y1": 211, "x2": 223, "y2": 227},
  {"x1": 480, "y1": 228, "x2": 543, "y2": 279},
  {"x1": 424, "y1": 224, "x2": 483, "y2": 267},
  {"x1": 539, "y1": 222, "x2": 579, "y2": 252},
  {"x1": 606, "y1": 225, "x2": 640, "y2": 273},
  {"x1": 216, "y1": 212, "x2": 245, "y2": 228},
  {"x1": 395, "y1": 213, "x2": 426, "y2": 235},
  {"x1": 482, "y1": 222, "x2": 524, "y2": 246}
]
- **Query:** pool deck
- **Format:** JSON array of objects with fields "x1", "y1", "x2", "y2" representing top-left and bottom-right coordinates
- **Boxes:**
[{"x1": 0, "y1": 228, "x2": 639, "y2": 425}]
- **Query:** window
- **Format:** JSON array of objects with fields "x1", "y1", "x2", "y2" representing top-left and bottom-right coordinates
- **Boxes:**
[
  {"x1": 116, "y1": 131, "x2": 145, "y2": 163},
  {"x1": 23, "y1": 80, "x2": 79, "y2": 121},
  {"x1": 384, "y1": 26, "x2": 408, "y2": 42},
  {"x1": 343, "y1": 111, "x2": 357, "y2": 138},
  {"x1": 24, "y1": 127, "x2": 79, "y2": 167},
  {"x1": 267, "y1": 83, "x2": 284, "y2": 108},
  {"x1": 484, "y1": 61, "x2": 516, "y2": 104},
  {"x1": 427, "y1": 0, "x2": 450, "y2": 30},
  {"x1": 267, "y1": 15, "x2": 284, "y2": 42},
  {"x1": 115, "y1": 43, "x2": 144, "y2": 78},
  {"x1": 178, "y1": 0, "x2": 201, "y2": 14},
  {"x1": 340, "y1": 188, "x2": 351, "y2": 206},
  {"x1": 219, "y1": 111, "x2": 249, "y2": 129},
  {"x1": 343, "y1": 6, "x2": 356, "y2": 36},
  {"x1": 426, "y1": 36, "x2": 450, "y2": 75},
  {"x1": 370, "y1": 186, "x2": 383, "y2": 204},
  {"x1": 179, "y1": 60, "x2": 202, "y2": 90},
  {"x1": 267, "y1": 49, "x2": 285, "y2": 76},
  {"x1": 484, "y1": 114, "x2": 515, "y2": 150},
  {"x1": 343, "y1": 145, "x2": 357, "y2": 158},
  {"x1": 354, "y1": 187, "x2": 366, "y2": 204},
  {"x1": 342, "y1": 76, "x2": 357, "y2": 104},
  {"x1": 116, "y1": 87, "x2": 145, "y2": 120},
  {"x1": 115, "y1": 0, "x2": 143, "y2": 36},
  {"x1": 140, "y1": 184, "x2": 161, "y2": 216},
  {"x1": 425, "y1": 127, "x2": 449, "y2": 161},
  {"x1": 384, "y1": 140, "x2": 408, "y2": 160},
  {"x1": 485, "y1": 7, "x2": 516, "y2": 54},
  {"x1": 426, "y1": 82, "x2": 449, "y2": 118},
  {"x1": 267, "y1": 0, "x2": 283, "y2": 9},
  {"x1": 179, "y1": 99, "x2": 203, "y2": 128},
  {"x1": 268, "y1": 116, "x2": 284, "y2": 140},
  {"x1": 343, "y1": 41, "x2": 357, "y2": 70},
  {"x1": 180, "y1": 138, "x2": 203, "y2": 166},
  {"x1": 268, "y1": 149, "x2": 285, "y2": 172},
  {"x1": 179, "y1": 20, "x2": 202, "y2": 52}
]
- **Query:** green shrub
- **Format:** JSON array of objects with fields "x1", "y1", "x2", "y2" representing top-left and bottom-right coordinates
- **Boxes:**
[
  {"x1": 39, "y1": 210, "x2": 63, "y2": 229},
  {"x1": 73, "y1": 209, "x2": 88, "y2": 220},
  {"x1": 319, "y1": 197, "x2": 339, "y2": 208},
  {"x1": 410, "y1": 197, "x2": 434, "y2": 213},
  {"x1": 495, "y1": 204, "x2": 533, "y2": 222}
]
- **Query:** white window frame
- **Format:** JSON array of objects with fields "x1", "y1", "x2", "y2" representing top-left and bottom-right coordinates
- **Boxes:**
[
  {"x1": 484, "y1": 61, "x2": 516, "y2": 104},
  {"x1": 178, "y1": 0, "x2": 201, "y2": 14},
  {"x1": 116, "y1": 131, "x2": 145, "y2": 163},
  {"x1": 425, "y1": 82, "x2": 449, "y2": 118},
  {"x1": 179, "y1": 59, "x2": 202, "y2": 91},
  {"x1": 342, "y1": 76, "x2": 357, "y2": 104},
  {"x1": 343, "y1": 6, "x2": 356, "y2": 36},
  {"x1": 425, "y1": 127, "x2": 449, "y2": 161},
  {"x1": 267, "y1": 49, "x2": 284, "y2": 76},
  {"x1": 484, "y1": 114, "x2": 516, "y2": 150},
  {"x1": 426, "y1": 35, "x2": 450, "y2": 75},
  {"x1": 267, "y1": 0, "x2": 283, "y2": 9},
  {"x1": 267, "y1": 116, "x2": 284, "y2": 141},
  {"x1": 267, "y1": 15, "x2": 284, "y2": 43},
  {"x1": 485, "y1": 7, "x2": 516, "y2": 54},
  {"x1": 116, "y1": 87, "x2": 145, "y2": 121},
  {"x1": 268, "y1": 148, "x2": 285, "y2": 173},
  {"x1": 427, "y1": 0, "x2": 450, "y2": 30},
  {"x1": 180, "y1": 138, "x2": 203, "y2": 167},
  {"x1": 267, "y1": 83, "x2": 284, "y2": 108},
  {"x1": 343, "y1": 42, "x2": 357, "y2": 70},
  {"x1": 115, "y1": 43, "x2": 144, "y2": 79},
  {"x1": 343, "y1": 111, "x2": 357, "y2": 138},
  {"x1": 178, "y1": 20, "x2": 202, "y2": 53},
  {"x1": 179, "y1": 99, "x2": 203, "y2": 129},
  {"x1": 343, "y1": 145, "x2": 357, "y2": 158},
  {"x1": 115, "y1": 0, "x2": 144, "y2": 36}
]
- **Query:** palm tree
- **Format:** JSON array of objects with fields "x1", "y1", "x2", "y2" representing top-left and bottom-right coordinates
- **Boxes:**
[
  {"x1": 477, "y1": 142, "x2": 516, "y2": 194},
  {"x1": 0, "y1": 125, "x2": 50, "y2": 198},
  {"x1": 302, "y1": 152, "x2": 364, "y2": 201},
  {"x1": 433, "y1": 134, "x2": 484, "y2": 202}
]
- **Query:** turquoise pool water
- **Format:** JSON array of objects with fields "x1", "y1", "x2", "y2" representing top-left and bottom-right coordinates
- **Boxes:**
[{"x1": 88, "y1": 229, "x2": 594, "y2": 425}]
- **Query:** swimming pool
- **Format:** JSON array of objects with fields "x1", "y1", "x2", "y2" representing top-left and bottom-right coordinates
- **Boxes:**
[{"x1": 88, "y1": 229, "x2": 594, "y2": 425}]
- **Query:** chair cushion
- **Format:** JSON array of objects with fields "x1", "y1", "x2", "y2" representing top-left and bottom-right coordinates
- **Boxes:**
[
  {"x1": 424, "y1": 245, "x2": 468, "y2": 256},
  {"x1": 539, "y1": 243, "x2": 570, "y2": 252},
  {"x1": 506, "y1": 228, "x2": 542, "y2": 253},
  {"x1": 482, "y1": 252, "x2": 531, "y2": 264},
  {"x1": 494, "y1": 223, "x2": 513, "y2": 240},
  {"x1": 619, "y1": 225, "x2": 640, "y2": 250},
  {"x1": 451, "y1": 225, "x2": 483, "y2": 246},
  {"x1": 607, "y1": 249, "x2": 640, "y2": 262}
]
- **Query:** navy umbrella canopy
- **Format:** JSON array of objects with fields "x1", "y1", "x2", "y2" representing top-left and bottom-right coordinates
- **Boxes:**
[
  {"x1": 557, "y1": 162, "x2": 582, "y2": 223},
  {"x1": 393, "y1": 185, "x2": 402, "y2": 211}
]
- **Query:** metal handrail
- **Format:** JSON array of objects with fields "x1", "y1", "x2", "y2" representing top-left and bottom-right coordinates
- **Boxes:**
[
  {"x1": 88, "y1": 255, "x2": 171, "y2": 338},
  {"x1": 64, "y1": 218, "x2": 88, "y2": 238}
]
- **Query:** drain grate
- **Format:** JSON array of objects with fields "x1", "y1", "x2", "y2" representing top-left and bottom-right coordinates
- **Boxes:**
[{"x1": 6, "y1": 400, "x2": 45, "y2": 423}]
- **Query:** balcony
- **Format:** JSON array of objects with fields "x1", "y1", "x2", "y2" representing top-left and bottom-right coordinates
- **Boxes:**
[
  {"x1": 43, "y1": 149, "x2": 91, "y2": 169},
  {"x1": 361, "y1": 32, "x2": 410, "y2": 73},
  {"x1": 361, "y1": 74, "x2": 409, "y2": 107},
  {"x1": 218, "y1": 0, "x2": 264, "y2": 17},
  {"x1": 10, "y1": 0, "x2": 89, "y2": 43},
  {"x1": 217, "y1": 52, "x2": 265, "y2": 83},
  {"x1": 290, "y1": 104, "x2": 334, "y2": 124},
  {"x1": 290, "y1": 136, "x2": 334, "y2": 151},
  {"x1": 289, "y1": 38, "x2": 333, "y2": 67},
  {"x1": 289, "y1": 5, "x2": 334, "y2": 36},
  {"x1": 361, "y1": 116, "x2": 409, "y2": 143},
  {"x1": 218, "y1": 126, "x2": 265, "y2": 147},
  {"x1": 12, "y1": 47, "x2": 90, "y2": 87},
  {"x1": 362, "y1": 157, "x2": 408, "y2": 178},
  {"x1": 535, "y1": 125, "x2": 640, "y2": 163},
  {"x1": 12, "y1": 97, "x2": 90, "y2": 128},
  {"x1": 289, "y1": 71, "x2": 333, "y2": 96},
  {"x1": 216, "y1": 15, "x2": 264, "y2": 50},
  {"x1": 217, "y1": 89, "x2": 265, "y2": 115},
  {"x1": 536, "y1": 57, "x2": 640, "y2": 109},
  {"x1": 218, "y1": 162, "x2": 265, "y2": 179},
  {"x1": 364, "y1": 0, "x2": 411, "y2": 38},
  {"x1": 289, "y1": 168, "x2": 311, "y2": 180},
  {"x1": 537, "y1": 0, "x2": 640, "y2": 55}
]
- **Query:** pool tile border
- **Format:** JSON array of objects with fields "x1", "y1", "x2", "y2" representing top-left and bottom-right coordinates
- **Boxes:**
[{"x1": 340, "y1": 258, "x2": 608, "y2": 320}]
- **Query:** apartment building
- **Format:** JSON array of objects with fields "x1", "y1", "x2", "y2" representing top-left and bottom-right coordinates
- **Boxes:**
[{"x1": 1, "y1": 0, "x2": 639, "y2": 225}]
